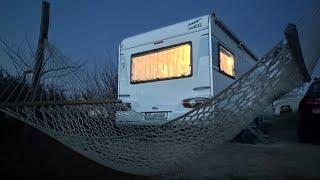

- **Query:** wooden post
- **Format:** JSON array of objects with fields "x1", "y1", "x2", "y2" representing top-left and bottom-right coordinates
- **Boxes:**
[
  {"x1": 22, "y1": 1, "x2": 50, "y2": 144},
  {"x1": 285, "y1": 23, "x2": 311, "y2": 82},
  {"x1": 31, "y1": 1, "x2": 50, "y2": 101}
]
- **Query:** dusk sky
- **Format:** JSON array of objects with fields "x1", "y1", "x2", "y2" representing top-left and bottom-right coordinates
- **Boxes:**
[{"x1": 0, "y1": 0, "x2": 319, "y2": 76}]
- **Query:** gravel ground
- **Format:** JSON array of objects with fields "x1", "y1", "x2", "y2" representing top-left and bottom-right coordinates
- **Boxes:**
[
  {"x1": 1, "y1": 113, "x2": 320, "y2": 179},
  {"x1": 177, "y1": 143, "x2": 320, "y2": 179}
]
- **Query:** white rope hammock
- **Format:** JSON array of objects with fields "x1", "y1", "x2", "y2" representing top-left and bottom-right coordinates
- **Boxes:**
[{"x1": 0, "y1": 23, "x2": 318, "y2": 175}]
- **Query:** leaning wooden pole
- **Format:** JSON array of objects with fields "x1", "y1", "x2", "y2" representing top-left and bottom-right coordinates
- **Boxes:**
[
  {"x1": 31, "y1": 1, "x2": 50, "y2": 101},
  {"x1": 22, "y1": 1, "x2": 50, "y2": 143}
]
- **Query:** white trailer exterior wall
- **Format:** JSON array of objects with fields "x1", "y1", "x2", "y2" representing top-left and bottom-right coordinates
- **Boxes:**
[{"x1": 118, "y1": 14, "x2": 257, "y2": 125}]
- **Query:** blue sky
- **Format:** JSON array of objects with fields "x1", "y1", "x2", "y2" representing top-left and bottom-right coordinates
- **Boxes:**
[{"x1": 0, "y1": 0, "x2": 319, "y2": 76}]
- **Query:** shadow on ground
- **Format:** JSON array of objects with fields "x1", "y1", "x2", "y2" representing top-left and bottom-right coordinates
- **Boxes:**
[
  {"x1": 0, "y1": 113, "x2": 145, "y2": 179},
  {"x1": 1, "y1": 112, "x2": 320, "y2": 179}
]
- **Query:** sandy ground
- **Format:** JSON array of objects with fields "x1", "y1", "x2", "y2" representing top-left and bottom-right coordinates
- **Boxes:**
[
  {"x1": 155, "y1": 114, "x2": 320, "y2": 179},
  {"x1": 1, "y1": 113, "x2": 320, "y2": 179}
]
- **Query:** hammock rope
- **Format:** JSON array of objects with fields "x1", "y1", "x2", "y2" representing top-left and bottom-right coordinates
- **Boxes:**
[{"x1": 0, "y1": 21, "x2": 319, "y2": 175}]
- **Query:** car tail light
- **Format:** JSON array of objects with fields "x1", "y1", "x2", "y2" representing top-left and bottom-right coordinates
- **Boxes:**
[
  {"x1": 182, "y1": 97, "x2": 210, "y2": 108},
  {"x1": 305, "y1": 98, "x2": 320, "y2": 106}
]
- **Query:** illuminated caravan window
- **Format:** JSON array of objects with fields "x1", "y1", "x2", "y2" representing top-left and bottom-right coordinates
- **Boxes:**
[
  {"x1": 131, "y1": 43, "x2": 192, "y2": 83},
  {"x1": 219, "y1": 45, "x2": 235, "y2": 77}
]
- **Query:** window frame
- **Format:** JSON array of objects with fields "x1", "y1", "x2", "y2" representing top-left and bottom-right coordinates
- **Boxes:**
[
  {"x1": 217, "y1": 43, "x2": 236, "y2": 79},
  {"x1": 130, "y1": 41, "x2": 193, "y2": 84}
]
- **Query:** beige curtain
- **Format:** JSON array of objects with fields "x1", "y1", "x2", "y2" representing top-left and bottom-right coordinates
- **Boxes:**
[
  {"x1": 219, "y1": 47, "x2": 235, "y2": 77},
  {"x1": 131, "y1": 44, "x2": 191, "y2": 83}
]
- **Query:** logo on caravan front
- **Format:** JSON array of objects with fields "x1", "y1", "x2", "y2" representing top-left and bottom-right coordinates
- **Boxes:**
[{"x1": 188, "y1": 18, "x2": 202, "y2": 31}]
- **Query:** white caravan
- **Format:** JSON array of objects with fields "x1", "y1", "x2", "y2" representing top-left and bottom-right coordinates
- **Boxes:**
[{"x1": 117, "y1": 13, "x2": 258, "y2": 125}]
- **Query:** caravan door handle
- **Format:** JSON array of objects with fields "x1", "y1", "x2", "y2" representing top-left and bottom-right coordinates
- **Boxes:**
[{"x1": 193, "y1": 86, "x2": 210, "y2": 91}]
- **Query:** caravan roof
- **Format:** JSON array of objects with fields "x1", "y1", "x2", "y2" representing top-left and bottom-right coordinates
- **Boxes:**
[{"x1": 120, "y1": 13, "x2": 258, "y2": 61}]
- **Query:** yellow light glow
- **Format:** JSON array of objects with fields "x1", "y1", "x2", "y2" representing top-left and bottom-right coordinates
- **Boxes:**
[
  {"x1": 131, "y1": 43, "x2": 191, "y2": 83},
  {"x1": 219, "y1": 47, "x2": 235, "y2": 77}
]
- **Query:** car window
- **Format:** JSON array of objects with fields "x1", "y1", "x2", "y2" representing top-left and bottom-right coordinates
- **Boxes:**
[{"x1": 307, "y1": 82, "x2": 320, "y2": 97}]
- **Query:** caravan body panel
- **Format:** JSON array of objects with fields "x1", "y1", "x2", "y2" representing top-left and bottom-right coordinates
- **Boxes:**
[{"x1": 118, "y1": 14, "x2": 258, "y2": 125}]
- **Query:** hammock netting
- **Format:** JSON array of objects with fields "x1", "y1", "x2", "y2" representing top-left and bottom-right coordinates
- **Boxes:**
[{"x1": 0, "y1": 23, "x2": 319, "y2": 176}]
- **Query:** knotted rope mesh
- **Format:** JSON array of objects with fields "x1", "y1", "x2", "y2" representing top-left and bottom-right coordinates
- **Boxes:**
[{"x1": 0, "y1": 27, "x2": 317, "y2": 175}]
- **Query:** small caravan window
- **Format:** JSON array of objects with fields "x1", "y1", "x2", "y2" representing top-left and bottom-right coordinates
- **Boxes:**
[
  {"x1": 219, "y1": 45, "x2": 235, "y2": 77},
  {"x1": 131, "y1": 42, "x2": 192, "y2": 83}
]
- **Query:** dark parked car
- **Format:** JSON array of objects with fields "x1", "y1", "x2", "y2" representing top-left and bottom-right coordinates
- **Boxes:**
[{"x1": 298, "y1": 78, "x2": 320, "y2": 144}]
